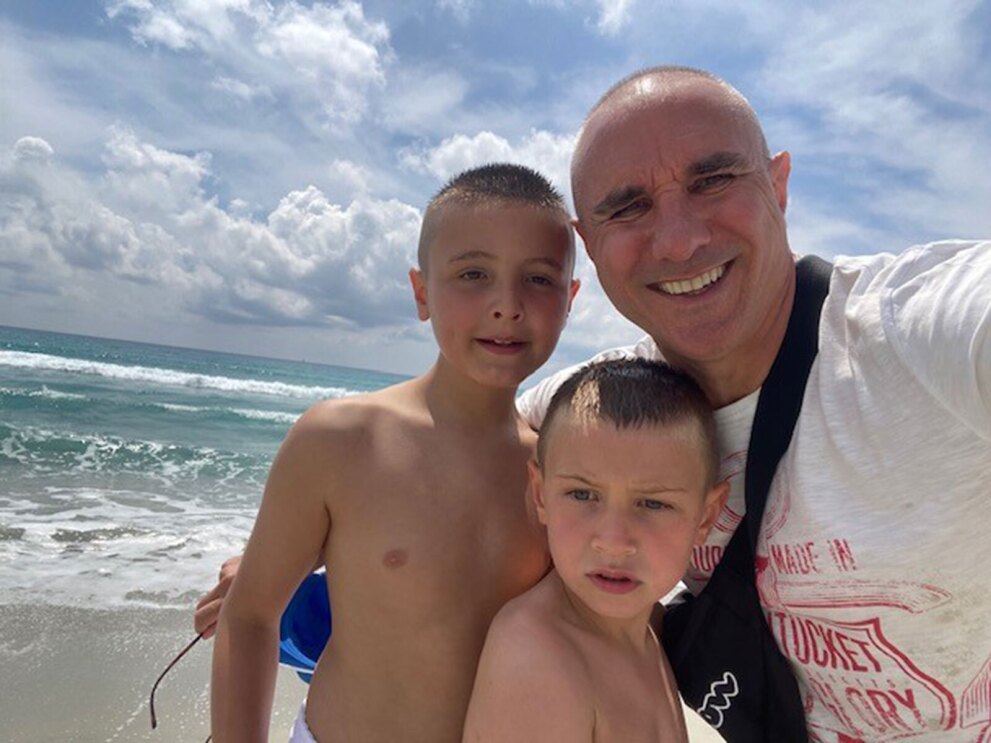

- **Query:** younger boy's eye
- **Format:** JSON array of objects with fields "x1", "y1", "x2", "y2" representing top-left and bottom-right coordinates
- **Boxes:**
[
  {"x1": 641, "y1": 499, "x2": 670, "y2": 511},
  {"x1": 527, "y1": 274, "x2": 554, "y2": 287},
  {"x1": 459, "y1": 269, "x2": 486, "y2": 281},
  {"x1": 567, "y1": 489, "x2": 595, "y2": 502}
]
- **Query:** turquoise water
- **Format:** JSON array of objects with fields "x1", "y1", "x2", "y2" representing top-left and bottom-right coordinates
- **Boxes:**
[{"x1": 0, "y1": 325, "x2": 408, "y2": 608}]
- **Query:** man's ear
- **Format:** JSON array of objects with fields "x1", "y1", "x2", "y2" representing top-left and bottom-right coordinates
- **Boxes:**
[
  {"x1": 695, "y1": 479, "x2": 730, "y2": 545},
  {"x1": 408, "y1": 267, "x2": 430, "y2": 321},
  {"x1": 572, "y1": 217, "x2": 594, "y2": 264},
  {"x1": 769, "y1": 150, "x2": 791, "y2": 212},
  {"x1": 527, "y1": 458, "x2": 548, "y2": 525}
]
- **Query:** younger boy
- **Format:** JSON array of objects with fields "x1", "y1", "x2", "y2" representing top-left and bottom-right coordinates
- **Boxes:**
[
  {"x1": 210, "y1": 163, "x2": 579, "y2": 742},
  {"x1": 462, "y1": 358, "x2": 728, "y2": 742}
]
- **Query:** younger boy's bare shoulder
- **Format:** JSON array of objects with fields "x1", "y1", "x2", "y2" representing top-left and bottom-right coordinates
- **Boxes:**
[{"x1": 465, "y1": 575, "x2": 595, "y2": 741}]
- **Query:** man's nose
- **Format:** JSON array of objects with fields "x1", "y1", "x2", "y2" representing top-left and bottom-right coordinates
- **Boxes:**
[{"x1": 650, "y1": 193, "x2": 711, "y2": 262}]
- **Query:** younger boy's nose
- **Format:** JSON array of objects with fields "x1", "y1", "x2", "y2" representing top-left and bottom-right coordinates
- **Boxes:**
[{"x1": 591, "y1": 519, "x2": 637, "y2": 558}]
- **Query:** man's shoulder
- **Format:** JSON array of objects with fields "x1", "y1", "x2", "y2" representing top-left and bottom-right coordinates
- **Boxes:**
[{"x1": 518, "y1": 336, "x2": 662, "y2": 428}]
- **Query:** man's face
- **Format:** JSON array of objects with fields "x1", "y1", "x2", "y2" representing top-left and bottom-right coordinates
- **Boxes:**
[{"x1": 572, "y1": 80, "x2": 794, "y2": 376}]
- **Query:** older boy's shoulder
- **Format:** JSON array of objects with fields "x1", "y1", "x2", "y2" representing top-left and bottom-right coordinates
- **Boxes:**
[{"x1": 285, "y1": 381, "x2": 422, "y2": 458}]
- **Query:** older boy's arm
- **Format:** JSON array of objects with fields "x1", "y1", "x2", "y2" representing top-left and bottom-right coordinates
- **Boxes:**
[
  {"x1": 210, "y1": 408, "x2": 342, "y2": 742},
  {"x1": 462, "y1": 615, "x2": 593, "y2": 743}
]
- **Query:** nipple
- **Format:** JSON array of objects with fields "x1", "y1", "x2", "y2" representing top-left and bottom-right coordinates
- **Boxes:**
[{"x1": 383, "y1": 548, "x2": 408, "y2": 569}]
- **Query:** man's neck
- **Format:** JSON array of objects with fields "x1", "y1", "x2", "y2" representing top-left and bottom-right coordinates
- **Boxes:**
[{"x1": 663, "y1": 283, "x2": 796, "y2": 409}]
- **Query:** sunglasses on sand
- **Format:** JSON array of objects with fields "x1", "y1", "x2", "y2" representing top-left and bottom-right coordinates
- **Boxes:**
[{"x1": 149, "y1": 631, "x2": 212, "y2": 742}]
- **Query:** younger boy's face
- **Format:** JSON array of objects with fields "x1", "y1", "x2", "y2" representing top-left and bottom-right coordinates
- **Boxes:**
[
  {"x1": 410, "y1": 202, "x2": 579, "y2": 390},
  {"x1": 530, "y1": 414, "x2": 727, "y2": 623}
]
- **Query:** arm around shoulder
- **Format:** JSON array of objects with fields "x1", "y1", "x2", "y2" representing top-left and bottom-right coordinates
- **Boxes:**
[{"x1": 462, "y1": 604, "x2": 594, "y2": 743}]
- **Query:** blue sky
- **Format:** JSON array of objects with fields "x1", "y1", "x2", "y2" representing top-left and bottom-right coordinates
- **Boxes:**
[{"x1": 2, "y1": 0, "x2": 990, "y2": 375}]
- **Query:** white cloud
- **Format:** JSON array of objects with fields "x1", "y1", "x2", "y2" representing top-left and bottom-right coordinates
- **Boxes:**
[
  {"x1": 106, "y1": 0, "x2": 392, "y2": 125},
  {"x1": 1, "y1": 131, "x2": 421, "y2": 330},
  {"x1": 400, "y1": 129, "x2": 576, "y2": 204},
  {"x1": 594, "y1": 0, "x2": 635, "y2": 35}
]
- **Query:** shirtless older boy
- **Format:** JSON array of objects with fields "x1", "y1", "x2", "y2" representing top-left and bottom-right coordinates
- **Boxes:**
[
  {"x1": 210, "y1": 163, "x2": 579, "y2": 743},
  {"x1": 463, "y1": 359, "x2": 727, "y2": 743}
]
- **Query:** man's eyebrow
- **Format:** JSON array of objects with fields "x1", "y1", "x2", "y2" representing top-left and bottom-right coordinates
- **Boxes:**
[
  {"x1": 688, "y1": 152, "x2": 747, "y2": 176},
  {"x1": 591, "y1": 185, "x2": 649, "y2": 217}
]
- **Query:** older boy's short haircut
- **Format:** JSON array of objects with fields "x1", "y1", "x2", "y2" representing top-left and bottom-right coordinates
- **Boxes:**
[
  {"x1": 537, "y1": 358, "x2": 719, "y2": 486},
  {"x1": 417, "y1": 163, "x2": 572, "y2": 271}
]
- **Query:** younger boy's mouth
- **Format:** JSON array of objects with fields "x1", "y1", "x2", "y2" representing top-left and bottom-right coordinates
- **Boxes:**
[{"x1": 588, "y1": 569, "x2": 641, "y2": 594}]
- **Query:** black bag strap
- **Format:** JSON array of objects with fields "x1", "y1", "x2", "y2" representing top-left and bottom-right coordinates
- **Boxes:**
[{"x1": 744, "y1": 254, "x2": 833, "y2": 550}]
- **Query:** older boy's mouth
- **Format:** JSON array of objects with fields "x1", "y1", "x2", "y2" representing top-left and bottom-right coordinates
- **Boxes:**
[
  {"x1": 476, "y1": 338, "x2": 527, "y2": 354},
  {"x1": 588, "y1": 569, "x2": 641, "y2": 594}
]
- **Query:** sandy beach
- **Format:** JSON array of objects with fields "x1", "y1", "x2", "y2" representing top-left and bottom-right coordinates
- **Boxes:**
[{"x1": 0, "y1": 603, "x2": 305, "y2": 743}]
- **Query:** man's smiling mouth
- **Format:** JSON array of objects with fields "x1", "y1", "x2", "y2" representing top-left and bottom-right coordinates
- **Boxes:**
[{"x1": 655, "y1": 263, "x2": 727, "y2": 296}]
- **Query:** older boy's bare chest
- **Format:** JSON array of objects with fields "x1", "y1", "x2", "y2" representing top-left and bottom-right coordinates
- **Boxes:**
[{"x1": 325, "y1": 423, "x2": 547, "y2": 623}]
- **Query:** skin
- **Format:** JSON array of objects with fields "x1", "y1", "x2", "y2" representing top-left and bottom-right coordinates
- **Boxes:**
[
  {"x1": 210, "y1": 201, "x2": 578, "y2": 743},
  {"x1": 463, "y1": 416, "x2": 727, "y2": 742},
  {"x1": 572, "y1": 74, "x2": 796, "y2": 408}
]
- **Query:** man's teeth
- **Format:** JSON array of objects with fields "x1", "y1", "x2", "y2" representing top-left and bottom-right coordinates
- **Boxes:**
[{"x1": 658, "y1": 265, "x2": 726, "y2": 296}]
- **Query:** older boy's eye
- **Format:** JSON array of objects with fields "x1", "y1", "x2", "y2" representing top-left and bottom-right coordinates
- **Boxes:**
[
  {"x1": 459, "y1": 269, "x2": 486, "y2": 281},
  {"x1": 568, "y1": 489, "x2": 595, "y2": 502},
  {"x1": 527, "y1": 274, "x2": 554, "y2": 287}
]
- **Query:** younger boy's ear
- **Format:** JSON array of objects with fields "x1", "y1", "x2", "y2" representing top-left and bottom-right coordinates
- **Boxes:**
[
  {"x1": 695, "y1": 479, "x2": 730, "y2": 545},
  {"x1": 527, "y1": 458, "x2": 548, "y2": 525},
  {"x1": 408, "y1": 268, "x2": 430, "y2": 321}
]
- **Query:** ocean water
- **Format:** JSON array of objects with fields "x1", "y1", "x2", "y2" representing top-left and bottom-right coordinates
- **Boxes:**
[{"x1": 0, "y1": 325, "x2": 408, "y2": 610}]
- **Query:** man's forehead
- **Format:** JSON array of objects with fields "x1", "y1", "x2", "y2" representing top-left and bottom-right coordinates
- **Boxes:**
[{"x1": 573, "y1": 80, "x2": 763, "y2": 195}]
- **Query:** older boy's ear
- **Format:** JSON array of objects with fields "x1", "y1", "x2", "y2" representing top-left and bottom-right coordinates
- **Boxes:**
[
  {"x1": 695, "y1": 480, "x2": 730, "y2": 545},
  {"x1": 567, "y1": 278, "x2": 581, "y2": 313},
  {"x1": 527, "y1": 459, "x2": 548, "y2": 525},
  {"x1": 408, "y1": 267, "x2": 430, "y2": 321}
]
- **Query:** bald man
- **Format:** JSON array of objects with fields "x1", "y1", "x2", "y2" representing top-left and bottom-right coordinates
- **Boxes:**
[{"x1": 521, "y1": 66, "x2": 991, "y2": 742}]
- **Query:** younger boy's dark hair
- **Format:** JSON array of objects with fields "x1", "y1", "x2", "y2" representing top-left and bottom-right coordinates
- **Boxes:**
[
  {"x1": 417, "y1": 163, "x2": 571, "y2": 270},
  {"x1": 537, "y1": 358, "x2": 719, "y2": 486}
]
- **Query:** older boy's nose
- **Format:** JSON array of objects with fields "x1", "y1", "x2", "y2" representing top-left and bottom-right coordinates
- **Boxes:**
[{"x1": 492, "y1": 286, "x2": 524, "y2": 321}]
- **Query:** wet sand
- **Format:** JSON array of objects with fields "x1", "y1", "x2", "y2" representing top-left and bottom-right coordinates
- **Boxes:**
[{"x1": 0, "y1": 603, "x2": 304, "y2": 743}]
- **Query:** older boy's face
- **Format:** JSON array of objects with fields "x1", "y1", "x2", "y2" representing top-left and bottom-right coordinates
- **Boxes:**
[
  {"x1": 531, "y1": 414, "x2": 724, "y2": 622},
  {"x1": 410, "y1": 203, "x2": 579, "y2": 390}
]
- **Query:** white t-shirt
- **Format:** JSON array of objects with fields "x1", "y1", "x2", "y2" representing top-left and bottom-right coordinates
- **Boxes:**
[{"x1": 518, "y1": 240, "x2": 991, "y2": 742}]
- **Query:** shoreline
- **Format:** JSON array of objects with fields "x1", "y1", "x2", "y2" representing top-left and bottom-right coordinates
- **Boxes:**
[{"x1": 0, "y1": 603, "x2": 304, "y2": 743}]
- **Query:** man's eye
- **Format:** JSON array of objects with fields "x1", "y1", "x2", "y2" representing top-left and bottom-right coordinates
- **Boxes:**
[
  {"x1": 692, "y1": 173, "x2": 734, "y2": 193},
  {"x1": 610, "y1": 199, "x2": 650, "y2": 220}
]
